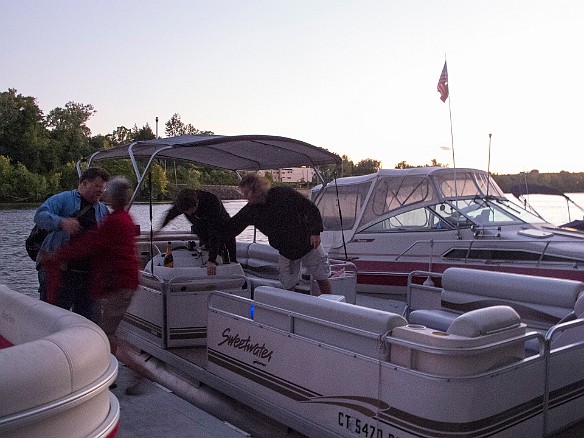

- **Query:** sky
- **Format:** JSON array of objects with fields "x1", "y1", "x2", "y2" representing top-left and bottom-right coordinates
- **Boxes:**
[{"x1": 2, "y1": 0, "x2": 583, "y2": 174}]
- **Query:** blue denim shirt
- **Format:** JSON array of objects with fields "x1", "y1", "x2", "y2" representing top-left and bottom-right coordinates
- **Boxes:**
[{"x1": 34, "y1": 190, "x2": 109, "y2": 263}]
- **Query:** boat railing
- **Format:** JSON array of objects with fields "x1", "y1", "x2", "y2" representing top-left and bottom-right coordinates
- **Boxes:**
[
  {"x1": 209, "y1": 291, "x2": 546, "y2": 371},
  {"x1": 542, "y1": 317, "x2": 584, "y2": 436},
  {"x1": 383, "y1": 330, "x2": 545, "y2": 371},
  {"x1": 209, "y1": 292, "x2": 387, "y2": 352}
]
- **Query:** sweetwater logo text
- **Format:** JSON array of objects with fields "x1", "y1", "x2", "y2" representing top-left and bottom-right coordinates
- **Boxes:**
[{"x1": 218, "y1": 328, "x2": 273, "y2": 363}]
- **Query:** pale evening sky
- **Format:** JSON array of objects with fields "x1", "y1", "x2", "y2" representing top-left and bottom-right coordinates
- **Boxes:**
[{"x1": 1, "y1": 0, "x2": 583, "y2": 174}]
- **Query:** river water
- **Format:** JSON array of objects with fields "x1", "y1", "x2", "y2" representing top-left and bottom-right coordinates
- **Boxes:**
[
  {"x1": 1, "y1": 194, "x2": 583, "y2": 298},
  {"x1": 0, "y1": 200, "x2": 261, "y2": 298}
]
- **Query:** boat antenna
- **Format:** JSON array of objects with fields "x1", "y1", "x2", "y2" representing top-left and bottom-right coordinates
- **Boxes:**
[
  {"x1": 486, "y1": 133, "x2": 492, "y2": 197},
  {"x1": 333, "y1": 171, "x2": 348, "y2": 261}
]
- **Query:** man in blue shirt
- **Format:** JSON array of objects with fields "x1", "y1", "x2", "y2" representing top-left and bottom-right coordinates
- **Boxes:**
[{"x1": 35, "y1": 167, "x2": 110, "y2": 321}]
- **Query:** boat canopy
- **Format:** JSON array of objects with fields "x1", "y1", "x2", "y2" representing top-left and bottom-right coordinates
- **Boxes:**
[
  {"x1": 314, "y1": 167, "x2": 507, "y2": 232},
  {"x1": 86, "y1": 134, "x2": 341, "y2": 174},
  {"x1": 83, "y1": 134, "x2": 341, "y2": 205}
]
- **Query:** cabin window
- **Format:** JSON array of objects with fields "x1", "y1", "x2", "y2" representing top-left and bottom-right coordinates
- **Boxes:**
[
  {"x1": 317, "y1": 181, "x2": 370, "y2": 230},
  {"x1": 359, "y1": 176, "x2": 438, "y2": 228},
  {"x1": 435, "y1": 171, "x2": 484, "y2": 197}
]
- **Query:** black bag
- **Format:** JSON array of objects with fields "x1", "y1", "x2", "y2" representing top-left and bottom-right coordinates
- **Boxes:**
[{"x1": 25, "y1": 225, "x2": 49, "y2": 261}]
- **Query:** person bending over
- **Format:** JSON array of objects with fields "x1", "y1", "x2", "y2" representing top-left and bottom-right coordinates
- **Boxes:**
[
  {"x1": 228, "y1": 173, "x2": 332, "y2": 294},
  {"x1": 160, "y1": 188, "x2": 236, "y2": 275}
]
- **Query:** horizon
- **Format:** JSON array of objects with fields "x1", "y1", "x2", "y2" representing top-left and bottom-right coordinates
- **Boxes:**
[{"x1": 2, "y1": 1, "x2": 583, "y2": 174}]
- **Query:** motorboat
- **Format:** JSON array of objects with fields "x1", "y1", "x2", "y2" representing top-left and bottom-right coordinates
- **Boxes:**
[
  {"x1": 0, "y1": 285, "x2": 120, "y2": 438},
  {"x1": 311, "y1": 168, "x2": 584, "y2": 294},
  {"x1": 78, "y1": 135, "x2": 584, "y2": 437}
]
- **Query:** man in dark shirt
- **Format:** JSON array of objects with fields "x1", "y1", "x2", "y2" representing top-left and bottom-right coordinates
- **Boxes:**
[
  {"x1": 160, "y1": 189, "x2": 236, "y2": 275},
  {"x1": 229, "y1": 174, "x2": 332, "y2": 294}
]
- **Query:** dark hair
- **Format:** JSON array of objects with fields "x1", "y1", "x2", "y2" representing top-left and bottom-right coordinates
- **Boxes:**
[
  {"x1": 175, "y1": 189, "x2": 199, "y2": 213},
  {"x1": 80, "y1": 167, "x2": 110, "y2": 183}
]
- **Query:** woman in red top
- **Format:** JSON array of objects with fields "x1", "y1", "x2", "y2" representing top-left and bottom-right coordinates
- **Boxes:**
[{"x1": 47, "y1": 176, "x2": 139, "y2": 354}]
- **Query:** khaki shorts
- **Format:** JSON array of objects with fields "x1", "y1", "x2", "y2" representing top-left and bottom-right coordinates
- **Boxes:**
[{"x1": 278, "y1": 246, "x2": 331, "y2": 290}]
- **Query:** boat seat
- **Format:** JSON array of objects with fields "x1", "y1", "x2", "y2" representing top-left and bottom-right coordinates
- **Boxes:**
[
  {"x1": 0, "y1": 286, "x2": 115, "y2": 437},
  {"x1": 254, "y1": 286, "x2": 407, "y2": 359},
  {"x1": 237, "y1": 243, "x2": 285, "y2": 290},
  {"x1": 548, "y1": 292, "x2": 584, "y2": 350},
  {"x1": 408, "y1": 309, "x2": 457, "y2": 332},
  {"x1": 446, "y1": 305, "x2": 522, "y2": 337},
  {"x1": 236, "y1": 241, "x2": 252, "y2": 267},
  {"x1": 440, "y1": 268, "x2": 584, "y2": 328},
  {"x1": 391, "y1": 305, "x2": 526, "y2": 376},
  {"x1": 141, "y1": 263, "x2": 249, "y2": 293}
]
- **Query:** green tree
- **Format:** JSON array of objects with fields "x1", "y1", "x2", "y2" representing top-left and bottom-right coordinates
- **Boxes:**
[
  {"x1": 354, "y1": 158, "x2": 381, "y2": 175},
  {"x1": 107, "y1": 126, "x2": 133, "y2": 146},
  {"x1": 165, "y1": 113, "x2": 213, "y2": 137},
  {"x1": 341, "y1": 154, "x2": 354, "y2": 176},
  {"x1": 132, "y1": 123, "x2": 156, "y2": 141},
  {"x1": 0, "y1": 89, "x2": 49, "y2": 173},
  {"x1": 46, "y1": 101, "x2": 96, "y2": 165}
]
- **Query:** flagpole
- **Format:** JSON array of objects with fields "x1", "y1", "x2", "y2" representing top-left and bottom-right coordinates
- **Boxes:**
[
  {"x1": 487, "y1": 133, "x2": 492, "y2": 197},
  {"x1": 437, "y1": 56, "x2": 461, "y2": 232},
  {"x1": 447, "y1": 90, "x2": 456, "y2": 169}
]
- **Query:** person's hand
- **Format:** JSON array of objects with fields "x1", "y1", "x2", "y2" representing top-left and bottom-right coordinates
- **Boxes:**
[
  {"x1": 310, "y1": 234, "x2": 321, "y2": 249},
  {"x1": 60, "y1": 217, "x2": 81, "y2": 235},
  {"x1": 206, "y1": 261, "x2": 217, "y2": 276}
]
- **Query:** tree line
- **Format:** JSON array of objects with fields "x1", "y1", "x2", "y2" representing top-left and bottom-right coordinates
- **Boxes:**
[
  {"x1": 0, "y1": 89, "x2": 387, "y2": 203},
  {"x1": 2, "y1": 88, "x2": 583, "y2": 204}
]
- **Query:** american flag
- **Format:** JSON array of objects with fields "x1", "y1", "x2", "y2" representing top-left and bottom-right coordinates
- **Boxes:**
[{"x1": 437, "y1": 61, "x2": 449, "y2": 102}]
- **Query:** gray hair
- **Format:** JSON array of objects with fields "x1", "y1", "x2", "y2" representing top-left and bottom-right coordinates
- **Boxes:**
[{"x1": 106, "y1": 176, "x2": 132, "y2": 210}]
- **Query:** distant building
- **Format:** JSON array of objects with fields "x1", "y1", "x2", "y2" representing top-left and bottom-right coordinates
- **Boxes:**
[{"x1": 264, "y1": 167, "x2": 315, "y2": 184}]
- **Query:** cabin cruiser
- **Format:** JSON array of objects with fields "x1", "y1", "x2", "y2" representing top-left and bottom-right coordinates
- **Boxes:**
[
  {"x1": 78, "y1": 135, "x2": 584, "y2": 437},
  {"x1": 312, "y1": 168, "x2": 584, "y2": 294}
]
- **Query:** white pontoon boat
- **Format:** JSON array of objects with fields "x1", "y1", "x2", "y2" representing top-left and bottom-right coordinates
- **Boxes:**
[
  {"x1": 312, "y1": 168, "x2": 584, "y2": 294},
  {"x1": 82, "y1": 135, "x2": 584, "y2": 437}
]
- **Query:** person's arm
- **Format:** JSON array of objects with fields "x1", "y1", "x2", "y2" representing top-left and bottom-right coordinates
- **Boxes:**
[
  {"x1": 159, "y1": 205, "x2": 182, "y2": 229},
  {"x1": 52, "y1": 225, "x2": 106, "y2": 262},
  {"x1": 34, "y1": 191, "x2": 77, "y2": 231},
  {"x1": 304, "y1": 199, "x2": 324, "y2": 235},
  {"x1": 225, "y1": 204, "x2": 254, "y2": 239}
]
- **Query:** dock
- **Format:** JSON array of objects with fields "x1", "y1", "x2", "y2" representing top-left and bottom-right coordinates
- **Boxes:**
[{"x1": 112, "y1": 363, "x2": 251, "y2": 438}]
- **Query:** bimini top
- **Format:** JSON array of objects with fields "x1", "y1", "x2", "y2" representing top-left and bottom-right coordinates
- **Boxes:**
[{"x1": 87, "y1": 134, "x2": 341, "y2": 171}]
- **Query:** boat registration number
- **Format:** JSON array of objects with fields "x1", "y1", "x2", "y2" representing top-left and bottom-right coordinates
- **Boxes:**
[{"x1": 338, "y1": 412, "x2": 399, "y2": 438}]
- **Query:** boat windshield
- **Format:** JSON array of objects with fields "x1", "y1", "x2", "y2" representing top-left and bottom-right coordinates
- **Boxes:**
[
  {"x1": 490, "y1": 198, "x2": 548, "y2": 224},
  {"x1": 360, "y1": 197, "x2": 545, "y2": 233},
  {"x1": 443, "y1": 198, "x2": 546, "y2": 226}
]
